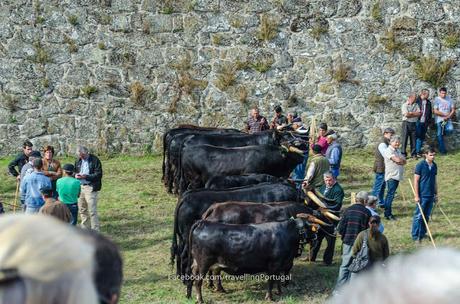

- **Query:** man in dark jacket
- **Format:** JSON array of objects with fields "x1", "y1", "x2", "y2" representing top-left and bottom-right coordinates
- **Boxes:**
[
  {"x1": 415, "y1": 89, "x2": 433, "y2": 157},
  {"x1": 75, "y1": 146, "x2": 103, "y2": 231},
  {"x1": 310, "y1": 172, "x2": 344, "y2": 265},
  {"x1": 372, "y1": 128, "x2": 395, "y2": 208},
  {"x1": 335, "y1": 191, "x2": 372, "y2": 290},
  {"x1": 8, "y1": 140, "x2": 33, "y2": 180}
]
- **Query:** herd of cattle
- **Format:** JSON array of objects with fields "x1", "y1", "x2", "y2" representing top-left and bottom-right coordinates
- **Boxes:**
[{"x1": 162, "y1": 125, "x2": 340, "y2": 303}]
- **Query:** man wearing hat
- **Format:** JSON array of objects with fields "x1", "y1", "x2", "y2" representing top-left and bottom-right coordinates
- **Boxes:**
[
  {"x1": 325, "y1": 132, "x2": 342, "y2": 178},
  {"x1": 39, "y1": 186, "x2": 72, "y2": 223},
  {"x1": 270, "y1": 105, "x2": 288, "y2": 129},
  {"x1": 372, "y1": 127, "x2": 395, "y2": 208},
  {"x1": 57, "y1": 163, "x2": 81, "y2": 225},
  {"x1": 303, "y1": 144, "x2": 330, "y2": 189}
]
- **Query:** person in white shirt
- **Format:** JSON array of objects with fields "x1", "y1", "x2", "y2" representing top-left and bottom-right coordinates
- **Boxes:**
[
  {"x1": 401, "y1": 93, "x2": 421, "y2": 158},
  {"x1": 382, "y1": 135, "x2": 406, "y2": 221},
  {"x1": 433, "y1": 87, "x2": 456, "y2": 155}
]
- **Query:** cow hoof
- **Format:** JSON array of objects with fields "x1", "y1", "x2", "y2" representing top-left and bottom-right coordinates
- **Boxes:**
[
  {"x1": 264, "y1": 294, "x2": 274, "y2": 301},
  {"x1": 275, "y1": 290, "x2": 282, "y2": 296}
]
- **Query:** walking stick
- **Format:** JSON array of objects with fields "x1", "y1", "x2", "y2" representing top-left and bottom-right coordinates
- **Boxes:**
[
  {"x1": 436, "y1": 196, "x2": 460, "y2": 233},
  {"x1": 408, "y1": 179, "x2": 436, "y2": 249},
  {"x1": 13, "y1": 179, "x2": 20, "y2": 213}
]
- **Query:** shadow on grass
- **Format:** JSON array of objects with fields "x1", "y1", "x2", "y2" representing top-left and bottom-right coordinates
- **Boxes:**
[{"x1": 123, "y1": 271, "x2": 164, "y2": 287}]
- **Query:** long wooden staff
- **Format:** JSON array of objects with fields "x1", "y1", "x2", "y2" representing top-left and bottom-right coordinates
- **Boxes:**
[
  {"x1": 408, "y1": 178, "x2": 436, "y2": 249},
  {"x1": 309, "y1": 116, "x2": 317, "y2": 144},
  {"x1": 13, "y1": 179, "x2": 20, "y2": 213}
]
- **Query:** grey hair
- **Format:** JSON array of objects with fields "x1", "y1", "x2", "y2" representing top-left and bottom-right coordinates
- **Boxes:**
[
  {"x1": 329, "y1": 248, "x2": 460, "y2": 304},
  {"x1": 0, "y1": 214, "x2": 99, "y2": 304},
  {"x1": 77, "y1": 146, "x2": 89, "y2": 154},
  {"x1": 323, "y1": 171, "x2": 334, "y2": 179},
  {"x1": 356, "y1": 191, "x2": 369, "y2": 203},
  {"x1": 367, "y1": 195, "x2": 378, "y2": 206},
  {"x1": 390, "y1": 135, "x2": 401, "y2": 143}
]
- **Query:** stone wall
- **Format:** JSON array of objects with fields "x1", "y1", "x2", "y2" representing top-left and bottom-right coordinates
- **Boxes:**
[{"x1": 1, "y1": 0, "x2": 459, "y2": 156}]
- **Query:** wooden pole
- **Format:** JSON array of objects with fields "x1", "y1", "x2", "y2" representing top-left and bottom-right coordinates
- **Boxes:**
[
  {"x1": 13, "y1": 179, "x2": 20, "y2": 213},
  {"x1": 436, "y1": 197, "x2": 460, "y2": 233},
  {"x1": 310, "y1": 116, "x2": 317, "y2": 144},
  {"x1": 350, "y1": 192, "x2": 356, "y2": 204},
  {"x1": 408, "y1": 179, "x2": 436, "y2": 249}
]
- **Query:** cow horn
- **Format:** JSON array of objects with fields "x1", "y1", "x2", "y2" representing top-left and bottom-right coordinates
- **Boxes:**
[
  {"x1": 296, "y1": 213, "x2": 329, "y2": 226},
  {"x1": 306, "y1": 191, "x2": 328, "y2": 208},
  {"x1": 281, "y1": 145, "x2": 289, "y2": 152},
  {"x1": 321, "y1": 210, "x2": 340, "y2": 221},
  {"x1": 288, "y1": 146, "x2": 304, "y2": 155}
]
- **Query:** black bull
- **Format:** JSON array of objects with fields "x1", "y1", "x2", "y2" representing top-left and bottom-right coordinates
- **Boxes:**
[
  {"x1": 162, "y1": 127, "x2": 242, "y2": 193},
  {"x1": 171, "y1": 182, "x2": 300, "y2": 277},
  {"x1": 187, "y1": 219, "x2": 313, "y2": 303},
  {"x1": 179, "y1": 144, "x2": 304, "y2": 193}
]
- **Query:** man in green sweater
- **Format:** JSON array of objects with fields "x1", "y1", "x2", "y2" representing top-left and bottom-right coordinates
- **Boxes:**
[
  {"x1": 310, "y1": 172, "x2": 344, "y2": 265},
  {"x1": 303, "y1": 144, "x2": 330, "y2": 190},
  {"x1": 57, "y1": 164, "x2": 81, "y2": 226}
]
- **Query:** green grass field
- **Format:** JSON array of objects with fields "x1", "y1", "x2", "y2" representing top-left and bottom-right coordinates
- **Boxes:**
[{"x1": 1, "y1": 150, "x2": 459, "y2": 303}]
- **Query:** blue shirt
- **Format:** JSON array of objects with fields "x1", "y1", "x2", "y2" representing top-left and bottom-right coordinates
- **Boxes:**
[
  {"x1": 20, "y1": 171, "x2": 52, "y2": 207},
  {"x1": 415, "y1": 160, "x2": 437, "y2": 197}
]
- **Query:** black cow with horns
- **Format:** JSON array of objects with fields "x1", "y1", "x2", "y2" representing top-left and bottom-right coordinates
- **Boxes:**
[
  {"x1": 179, "y1": 144, "x2": 304, "y2": 194},
  {"x1": 171, "y1": 182, "x2": 300, "y2": 278},
  {"x1": 187, "y1": 215, "x2": 321, "y2": 303}
]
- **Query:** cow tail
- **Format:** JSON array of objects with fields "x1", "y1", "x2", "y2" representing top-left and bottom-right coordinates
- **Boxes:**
[
  {"x1": 178, "y1": 140, "x2": 186, "y2": 195},
  {"x1": 162, "y1": 130, "x2": 169, "y2": 183},
  {"x1": 170, "y1": 196, "x2": 182, "y2": 270},
  {"x1": 187, "y1": 220, "x2": 203, "y2": 277}
]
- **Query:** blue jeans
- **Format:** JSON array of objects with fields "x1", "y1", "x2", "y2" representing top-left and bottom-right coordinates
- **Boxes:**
[
  {"x1": 436, "y1": 121, "x2": 453, "y2": 154},
  {"x1": 384, "y1": 179, "x2": 399, "y2": 218},
  {"x1": 25, "y1": 206, "x2": 41, "y2": 214},
  {"x1": 291, "y1": 153, "x2": 309, "y2": 189},
  {"x1": 335, "y1": 243, "x2": 353, "y2": 290},
  {"x1": 330, "y1": 167, "x2": 340, "y2": 179},
  {"x1": 415, "y1": 121, "x2": 428, "y2": 154},
  {"x1": 411, "y1": 196, "x2": 434, "y2": 240},
  {"x1": 372, "y1": 172, "x2": 386, "y2": 206},
  {"x1": 66, "y1": 203, "x2": 79, "y2": 226}
]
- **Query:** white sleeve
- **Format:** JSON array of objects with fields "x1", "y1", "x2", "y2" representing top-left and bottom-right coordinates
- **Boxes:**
[{"x1": 378, "y1": 143, "x2": 387, "y2": 156}]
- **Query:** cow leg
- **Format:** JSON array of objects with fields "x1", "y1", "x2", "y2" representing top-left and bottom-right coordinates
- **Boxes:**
[
  {"x1": 194, "y1": 261, "x2": 212, "y2": 304},
  {"x1": 215, "y1": 269, "x2": 226, "y2": 293},
  {"x1": 275, "y1": 280, "x2": 282, "y2": 295},
  {"x1": 207, "y1": 270, "x2": 214, "y2": 289},
  {"x1": 265, "y1": 278, "x2": 274, "y2": 301}
]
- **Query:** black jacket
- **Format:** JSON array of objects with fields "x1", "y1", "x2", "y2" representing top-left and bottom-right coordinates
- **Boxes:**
[
  {"x1": 75, "y1": 154, "x2": 103, "y2": 192},
  {"x1": 8, "y1": 153, "x2": 28, "y2": 177},
  {"x1": 416, "y1": 96, "x2": 433, "y2": 126}
]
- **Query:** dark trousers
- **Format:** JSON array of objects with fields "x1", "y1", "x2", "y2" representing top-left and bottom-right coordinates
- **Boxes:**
[
  {"x1": 415, "y1": 121, "x2": 428, "y2": 154},
  {"x1": 310, "y1": 228, "x2": 336, "y2": 265},
  {"x1": 401, "y1": 121, "x2": 416, "y2": 157},
  {"x1": 66, "y1": 203, "x2": 79, "y2": 226}
]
